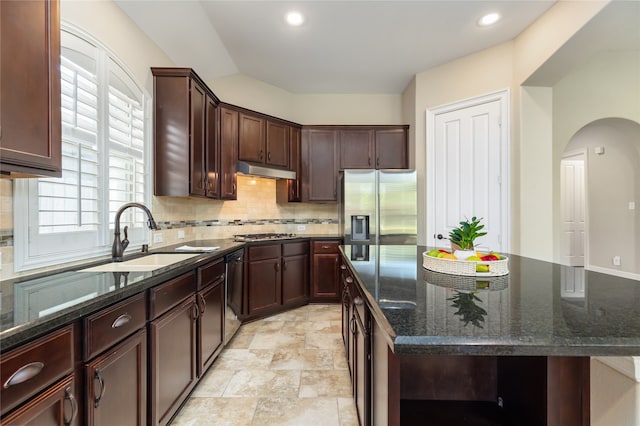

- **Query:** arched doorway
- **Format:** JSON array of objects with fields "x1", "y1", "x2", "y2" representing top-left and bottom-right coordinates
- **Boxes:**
[{"x1": 561, "y1": 117, "x2": 640, "y2": 279}]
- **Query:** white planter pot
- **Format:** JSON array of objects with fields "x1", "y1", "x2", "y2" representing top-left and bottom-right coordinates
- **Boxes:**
[{"x1": 454, "y1": 250, "x2": 476, "y2": 260}]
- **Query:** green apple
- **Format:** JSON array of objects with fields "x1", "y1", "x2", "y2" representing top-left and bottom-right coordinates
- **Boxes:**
[
  {"x1": 467, "y1": 255, "x2": 481, "y2": 261},
  {"x1": 427, "y1": 249, "x2": 440, "y2": 257}
]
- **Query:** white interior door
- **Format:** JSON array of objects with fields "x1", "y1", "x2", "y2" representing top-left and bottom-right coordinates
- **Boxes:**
[
  {"x1": 560, "y1": 154, "x2": 586, "y2": 266},
  {"x1": 427, "y1": 91, "x2": 509, "y2": 253}
]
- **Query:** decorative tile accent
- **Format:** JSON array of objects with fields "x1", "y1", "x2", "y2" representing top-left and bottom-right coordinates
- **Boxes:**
[
  {"x1": 0, "y1": 230, "x2": 13, "y2": 247},
  {"x1": 154, "y1": 218, "x2": 338, "y2": 231}
]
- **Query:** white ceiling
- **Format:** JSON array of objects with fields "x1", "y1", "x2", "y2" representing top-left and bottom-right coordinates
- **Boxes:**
[{"x1": 115, "y1": 0, "x2": 558, "y2": 94}]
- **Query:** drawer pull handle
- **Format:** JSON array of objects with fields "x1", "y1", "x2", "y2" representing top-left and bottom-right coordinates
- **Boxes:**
[
  {"x1": 322, "y1": 245, "x2": 330, "y2": 249},
  {"x1": 3, "y1": 362, "x2": 44, "y2": 388},
  {"x1": 64, "y1": 386, "x2": 78, "y2": 426},
  {"x1": 111, "y1": 314, "x2": 132, "y2": 328},
  {"x1": 94, "y1": 369, "x2": 105, "y2": 408}
]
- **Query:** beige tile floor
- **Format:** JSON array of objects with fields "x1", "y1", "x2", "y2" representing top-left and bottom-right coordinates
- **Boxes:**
[{"x1": 172, "y1": 304, "x2": 358, "y2": 426}]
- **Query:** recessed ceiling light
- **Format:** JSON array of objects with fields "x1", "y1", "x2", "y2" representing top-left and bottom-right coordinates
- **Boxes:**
[
  {"x1": 478, "y1": 12, "x2": 501, "y2": 27},
  {"x1": 285, "y1": 11, "x2": 305, "y2": 27}
]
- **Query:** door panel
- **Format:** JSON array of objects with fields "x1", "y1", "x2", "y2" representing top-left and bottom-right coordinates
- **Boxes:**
[
  {"x1": 431, "y1": 98, "x2": 503, "y2": 252},
  {"x1": 561, "y1": 156, "x2": 585, "y2": 266}
]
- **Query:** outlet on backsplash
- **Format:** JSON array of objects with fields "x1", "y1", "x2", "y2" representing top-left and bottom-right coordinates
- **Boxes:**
[
  {"x1": 297, "y1": 225, "x2": 306, "y2": 231},
  {"x1": 178, "y1": 230, "x2": 185, "y2": 239},
  {"x1": 154, "y1": 233, "x2": 163, "y2": 244}
]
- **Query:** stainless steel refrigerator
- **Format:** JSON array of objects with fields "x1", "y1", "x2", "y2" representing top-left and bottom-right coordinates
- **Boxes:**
[{"x1": 339, "y1": 169, "x2": 417, "y2": 246}]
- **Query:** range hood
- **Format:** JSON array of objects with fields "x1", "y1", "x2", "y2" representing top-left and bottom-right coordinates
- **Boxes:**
[{"x1": 237, "y1": 161, "x2": 296, "y2": 180}]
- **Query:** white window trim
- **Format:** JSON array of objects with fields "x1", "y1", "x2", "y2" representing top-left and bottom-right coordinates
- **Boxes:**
[{"x1": 13, "y1": 22, "x2": 153, "y2": 272}]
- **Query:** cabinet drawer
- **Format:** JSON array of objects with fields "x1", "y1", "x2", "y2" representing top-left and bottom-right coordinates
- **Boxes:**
[
  {"x1": 313, "y1": 240, "x2": 340, "y2": 254},
  {"x1": 149, "y1": 272, "x2": 196, "y2": 320},
  {"x1": 1, "y1": 324, "x2": 74, "y2": 416},
  {"x1": 198, "y1": 258, "x2": 225, "y2": 290},
  {"x1": 282, "y1": 241, "x2": 308, "y2": 257},
  {"x1": 248, "y1": 244, "x2": 281, "y2": 261},
  {"x1": 84, "y1": 292, "x2": 147, "y2": 360}
]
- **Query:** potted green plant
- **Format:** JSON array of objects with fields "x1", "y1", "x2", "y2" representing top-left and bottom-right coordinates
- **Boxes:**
[{"x1": 449, "y1": 216, "x2": 487, "y2": 259}]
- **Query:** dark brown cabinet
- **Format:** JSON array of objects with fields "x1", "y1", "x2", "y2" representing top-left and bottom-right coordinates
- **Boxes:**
[
  {"x1": 247, "y1": 244, "x2": 282, "y2": 317},
  {"x1": 151, "y1": 68, "x2": 220, "y2": 198},
  {"x1": 281, "y1": 242, "x2": 309, "y2": 307},
  {"x1": 239, "y1": 111, "x2": 291, "y2": 168},
  {"x1": 1, "y1": 376, "x2": 78, "y2": 426},
  {"x1": 301, "y1": 128, "x2": 339, "y2": 202},
  {"x1": 339, "y1": 126, "x2": 409, "y2": 170},
  {"x1": 265, "y1": 120, "x2": 289, "y2": 168},
  {"x1": 245, "y1": 242, "x2": 309, "y2": 319},
  {"x1": 0, "y1": 0, "x2": 61, "y2": 177},
  {"x1": 311, "y1": 240, "x2": 341, "y2": 301},
  {"x1": 238, "y1": 112, "x2": 265, "y2": 163},
  {"x1": 83, "y1": 293, "x2": 147, "y2": 426},
  {"x1": 276, "y1": 126, "x2": 302, "y2": 203},
  {"x1": 219, "y1": 106, "x2": 238, "y2": 200},
  {"x1": 196, "y1": 259, "x2": 225, "y2": 376},
  {"x1": 351, "y1": 288, "x2": 371, "y2": 426},
  {"x1": 85, "y1": 330, "x2": 147, "y2": 426},
  {"x1": 374, "y1": 127, "x2": 408, "y2": 169},
  {"x1": 340, "y1": 129, "x2": 375, "y2": 169},
  {"x1": 149, "y1": 273, "x2": 198, "y2": 426}
]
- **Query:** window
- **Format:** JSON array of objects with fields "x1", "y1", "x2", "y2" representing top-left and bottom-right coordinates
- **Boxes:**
[{"x1": 14, "y1": 24, "x2": 151, "y2": 271}]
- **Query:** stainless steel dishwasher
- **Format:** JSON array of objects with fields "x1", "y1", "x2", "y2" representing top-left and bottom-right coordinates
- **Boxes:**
[{"x1": 224, "y1": 249, "x2": 244, "y2": 344}]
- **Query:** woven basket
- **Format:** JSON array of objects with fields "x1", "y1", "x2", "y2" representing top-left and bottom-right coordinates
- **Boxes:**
[
  {"x1": 422, "y1": 252, "x2": 509, "y2": 277},
  {"x1": 422, "y1": 269, "x2": 509, "y2": 291}
]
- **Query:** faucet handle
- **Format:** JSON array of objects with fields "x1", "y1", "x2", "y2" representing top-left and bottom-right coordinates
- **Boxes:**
[{"x1": 122, "y1": 225, "x2": 130, "y2": 251}]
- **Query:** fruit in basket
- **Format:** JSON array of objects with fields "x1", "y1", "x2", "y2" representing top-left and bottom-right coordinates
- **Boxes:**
[
  {"x1": 442, "y1": 253, "x2": 457, "y2": 260},
  {"x1": 467, "y1": 255, "x2": 481, "y2": 261},
  {"x1": 427, "y1": 249, "x2": 440, "y2": 257},
  {"x1": 476, "y1": 264, "x2": 490, "y2": 273},
  {"x1": 490, "y1": 252, "x2": 503, "y2": 260},
  {"x1": 481, "y1": 254, "x2": 499, "y2": 261}
]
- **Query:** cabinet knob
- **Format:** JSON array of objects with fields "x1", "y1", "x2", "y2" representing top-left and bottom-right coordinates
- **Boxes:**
[
  {"x1": 340, "y1": 264, "x2": 347, "y2": 270},
  {"x1": 94, "y1": 369, "x2": 105, "y2": 408},
  {"x1": 64, "y1": 386, "x2": 78, "y2": 426},
  {"x1": 353, "y1": 296, "x2": 364, "y2": 306},
  {"x1": 345, "y1": 277, "x2": 353, "y2": 284},
  {"x1": 3, "y1": 362, "x2": 44, "y2": 388},
  {"x1": 111, "y1": 313, "x2": 132, "y2": 328}
]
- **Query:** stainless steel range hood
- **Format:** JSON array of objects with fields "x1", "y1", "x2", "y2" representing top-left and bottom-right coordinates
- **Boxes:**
[{"x1": 237, "y1": 161, "x2": 296, "y2": 180}]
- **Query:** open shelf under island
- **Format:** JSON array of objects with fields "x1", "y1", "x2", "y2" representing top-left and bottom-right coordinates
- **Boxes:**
[{"x1": 339, "y1": 244, "x2": 640, "y2": 426}]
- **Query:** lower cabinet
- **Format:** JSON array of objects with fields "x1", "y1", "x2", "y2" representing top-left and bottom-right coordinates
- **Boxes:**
[
  {"x1": 246, "y1": 241, "x2": 309, "y2": 319},
  {"x1": 149, "y1": 272, "x2": 198, "y2": 426},
  {"x1": 84, "y1": 330, "x2": 146, "y2": 426},
  {"x1": 1, "y1": 375, "x2": 78, "y2": 426},
  {"x1": 197, "y1": 259, "x2": 226, "y2": 376},
  {"x1": 311, "y1": 240, "x2": 341, "y2": 301},
  {"x1": 352, "y1": 292, "x2": 370, "y2": 426}
]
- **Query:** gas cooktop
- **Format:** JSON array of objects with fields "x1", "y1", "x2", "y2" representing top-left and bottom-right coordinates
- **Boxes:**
[{"x1": 233, "y1": 233, "x2": 298, "y2": 242}]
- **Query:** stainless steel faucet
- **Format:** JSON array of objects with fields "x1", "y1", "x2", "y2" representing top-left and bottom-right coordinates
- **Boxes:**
[{"x1": 112, "y1": 202, "x2": 158, "y2": 261}]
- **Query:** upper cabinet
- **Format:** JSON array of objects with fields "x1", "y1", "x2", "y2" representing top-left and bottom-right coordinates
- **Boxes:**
[
  {"x1": 301, "y1": 128, "x2": 339, "y2": 203},
  {"x1": 374, "y1": 127, "x2": 409, "y2": 169},
  {"x1": 219, "y1": 106, "x2": 239, "y2": 200},
  {"x1": 340, "y1": 126, "x2": 409, "y2": 170},
  {"x1": 152, "y1": 68, "x2": 220, "y2": 198},
  {"x1": 0, "y1": 0, "x2": 62, "y2": 178},
  {"x1": 238, "y1": 111, "x2": 291, "y2": 169}
]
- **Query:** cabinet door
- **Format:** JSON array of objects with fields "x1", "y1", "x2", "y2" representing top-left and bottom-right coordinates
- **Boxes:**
[
  {"x1": 282, "y1": 253, "x2": 309, "y2": 306},
  {"x1": 149, "y1": 297, "x2": 197, "y2": 426},
  {"x1": 353, "y1": 306, "x2": 370, "y2": 426},
  {"x1": 302, "y1": 129, "x2": 338, "y2": 202},
  {"x1": 238, "y1": 112, "x2": 265, "y2": 163},
  {"x1": 375, "y1": 128, "x2": 408, "y2": 169},
  {"x1": 312, "y1": 253, "x2": 340, "y2": 300},
  {"x1": 189, "y1": 81, "x2": 206, "y2": 196},
  {"x1": 248, "y1": 258, "x2": 282, "y2": 316},
  {"x1": 0, "y1": 0, "x2": 61, "y2": 177},
  {"x1": 219, "y1": 106, "x2": 238, "y2": 200},
  {"x1": 340, "y1": 129, "x2": 374, "y2": 169},
  {"x1": 1, "y1": 376, "x2": 78, "y2": 426},
  {"x1": 85, "y1": 329, "x2": 147, "y2": 426},
  {"x1": 276, "y1": 126, "x2": 301, "y2": 203},
  {"x1": 197, "y1": 280, "x2": 224, "y2": 376},
  {"x1": 205, "y1": 95, "x2": 219, "y2": 198},
  {"x1": 265, "y1": 120, "x2": 289, "y2": 167},
  {"x1": 340, "y1": 263, "x2": 353, "y2": 356}
]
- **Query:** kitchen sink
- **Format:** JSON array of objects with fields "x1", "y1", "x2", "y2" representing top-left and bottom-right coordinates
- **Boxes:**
[{"x1": 79, "y1": 253, "x2": 200, "y2": 272}]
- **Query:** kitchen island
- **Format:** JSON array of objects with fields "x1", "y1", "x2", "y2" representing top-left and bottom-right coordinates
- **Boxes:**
[{"x1": 339, "y1": 245, "x2": 640, "y2": 426}]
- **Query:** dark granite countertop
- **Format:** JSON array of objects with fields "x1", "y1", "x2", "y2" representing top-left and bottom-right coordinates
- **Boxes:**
[
  {"x1": 0, "y1": 240, "x2": 245, "y2": 352},
  {"x1": 341, "y1": 245, "x2": 640, "y2": 356}
]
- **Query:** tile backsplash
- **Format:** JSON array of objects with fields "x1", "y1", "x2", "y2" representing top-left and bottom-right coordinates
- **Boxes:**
[{"x1": 0, "y1": 176, "x2": 339, "y2": 280}]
